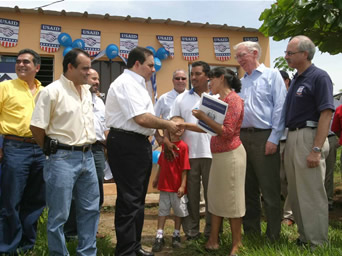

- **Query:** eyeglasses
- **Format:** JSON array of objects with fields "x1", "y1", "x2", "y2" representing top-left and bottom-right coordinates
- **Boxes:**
[
  {"x1": 174, "y1": 77, "x2": 187, "y2": 81},
  {"x1": 284, "y1": 51, "x2": 303, "y2": 56},
  {"x1": 234, "y1": 52, "x2": 250, "y2": 60},
  {"x1": 16, "y1": 59, "x2": 32, "y2": 65}
]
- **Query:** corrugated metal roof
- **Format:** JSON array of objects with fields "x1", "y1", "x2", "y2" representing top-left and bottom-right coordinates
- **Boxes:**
[{"x1": 0, "y1": 6, "x2": 259, "y2": 33}]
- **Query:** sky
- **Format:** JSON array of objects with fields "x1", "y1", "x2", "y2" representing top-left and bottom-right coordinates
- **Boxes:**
[{"x1": 2, "y1": 0, "x2": 342, "y2": 88}]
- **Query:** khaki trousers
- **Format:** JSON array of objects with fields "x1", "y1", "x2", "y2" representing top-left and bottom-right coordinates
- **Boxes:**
[
  {"x1": 182, "y1": 158, "x2": 212, "y2": 237},
  {"x1": 284, "y1": 128, "x2": 329, "y2": 245}
]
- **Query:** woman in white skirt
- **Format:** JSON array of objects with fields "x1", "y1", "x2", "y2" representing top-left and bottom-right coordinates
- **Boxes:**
[{"x1": 181, "y1": 67, "x2": 246, "y2": 256}]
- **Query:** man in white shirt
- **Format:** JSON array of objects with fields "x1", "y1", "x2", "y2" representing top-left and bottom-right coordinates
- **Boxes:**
[
  {"x1": 30, "y1": 48, "x2": 100, "y2": 255},
  {"x1": 154, "y1": 69, "x2": 187, "y2": 145},
  {"x1": 105, "y1": 47, "x2": 179, "y2": 256},
  {"x1": 154, "y1": 69, "x2": 187, "y2": 119},
  {"x1": 169, "y1": 61, "x2": 212, "y2": 240}
]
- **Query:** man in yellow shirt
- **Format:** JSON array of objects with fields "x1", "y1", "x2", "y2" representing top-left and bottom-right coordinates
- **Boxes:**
[{"x1": 0, "y1": 49, "x2": 45, "y2": 254}]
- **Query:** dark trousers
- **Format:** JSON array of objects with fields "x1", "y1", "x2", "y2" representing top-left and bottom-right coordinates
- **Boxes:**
[
  {"x1": 0, "y1": 139, "x2": 45, "y2": 253},
  {"x1": 107, "y1": 129, "x2": 152, "y2": 256},
  {"x1": 64, "y1": 144, "x2": 105, "y2": 237},
  {"x1": 240, "y1": 129, "x2": 281, "y2": 240}
]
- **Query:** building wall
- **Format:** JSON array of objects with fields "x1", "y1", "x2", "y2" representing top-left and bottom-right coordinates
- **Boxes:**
[{"x1": 0, "y1": 10, "x2": 270, "y2": 96}]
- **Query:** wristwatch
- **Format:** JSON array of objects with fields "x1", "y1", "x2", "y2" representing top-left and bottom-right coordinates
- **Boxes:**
[{"x1": 312, "y1": 146, "x2": 322, "y2": 153}]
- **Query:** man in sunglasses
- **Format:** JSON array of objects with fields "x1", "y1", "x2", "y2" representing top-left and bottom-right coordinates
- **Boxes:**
[
  {"x1": 0, "y1": 49, "x2": 45, "y2": 254},
  {"x1": 154, "y1": 70, "x2": 188, "y2": 145}
]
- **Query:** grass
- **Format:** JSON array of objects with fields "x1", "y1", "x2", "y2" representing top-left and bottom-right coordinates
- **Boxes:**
[{"x1": 18, "y1": 149, "x2": 342, "y2": 255}]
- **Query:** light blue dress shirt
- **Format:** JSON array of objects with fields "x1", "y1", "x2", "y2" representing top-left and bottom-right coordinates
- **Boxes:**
[{"x1": 239, "y1": 64, "x2": 287, "y2": 144}]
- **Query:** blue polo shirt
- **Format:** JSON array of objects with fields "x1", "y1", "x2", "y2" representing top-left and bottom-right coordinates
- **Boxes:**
[{"x1": 285, "y1": 64, "x2": 334, "y2": 129}]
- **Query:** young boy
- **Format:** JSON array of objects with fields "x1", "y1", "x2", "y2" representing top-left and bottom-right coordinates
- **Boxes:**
[{"x1": 152, "y1": 116, "x2": 190, "y2": 252}]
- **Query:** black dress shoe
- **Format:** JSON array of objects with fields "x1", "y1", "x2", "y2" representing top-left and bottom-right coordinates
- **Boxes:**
[{"x1": 135, "y1": 248, "x2": 154, "y2": 256}]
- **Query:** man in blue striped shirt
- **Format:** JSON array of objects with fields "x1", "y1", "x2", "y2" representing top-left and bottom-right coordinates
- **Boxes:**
[{"x1": 234, "y1": 41, "x2": 286, "y2": 241}]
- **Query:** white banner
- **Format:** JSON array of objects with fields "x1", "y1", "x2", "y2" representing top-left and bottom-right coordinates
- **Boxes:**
[
  {"x1": 213, "y1": 37, "x2": 231, "y2": 61},
  {"x1": 119, "y1": 33, "x2": 138, "y2": 59},
  {"x1": 156, "y1": 35, "x2": 174, "y2": 58},
  {"x1": 181, "y1": 36, "x2": 199, "y2": 61},
  {"x1": 81, "y1": 29, "x2": 101, "y2": 56},
  {"x1": 40, "y1": 24, "x2": 61, "y2": 53},
  {"x1": 0, "y1": 18, "x2": 19, "y2": 48}
]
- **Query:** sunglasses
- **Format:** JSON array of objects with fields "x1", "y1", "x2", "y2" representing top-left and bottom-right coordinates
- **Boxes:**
[{"x1": 174, "y1": 77, "x2": 187, "y2": 81}]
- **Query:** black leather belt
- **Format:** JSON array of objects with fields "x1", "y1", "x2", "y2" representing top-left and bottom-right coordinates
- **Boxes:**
[
  {"x1": 288, "y1": 126, "x2": 317, "y2": 131},
  {"x1": 110, "y1": 127, "x2": 149, "y2": 139},
  {"x1": 241, "y1": 128, "x2": 271, "y2": 132},
  {"x1": 57, "y1": 143, "x2": 91, "y2": 152}
]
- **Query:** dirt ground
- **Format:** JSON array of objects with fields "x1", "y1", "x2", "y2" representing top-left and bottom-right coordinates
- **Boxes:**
[{"x1": 97, "y1": 186, "x2": 342, "y2": 255}]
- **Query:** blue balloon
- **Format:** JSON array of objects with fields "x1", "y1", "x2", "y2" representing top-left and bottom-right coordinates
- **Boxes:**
[
  {"x1": 156, "y1": 47, "x2": 169, "y2": 60},
  {"x1": 152, "y1": 150, "x2": 161, "y2": 164},
  {"x1": 146, "y1": 46, "x2": 156, "y2": 56},
  {"x1": 58, "y1": 33, "x2": 72, "y2": 47},
  {"x1": 63, "y1": 46, "x2": 73, "y2": 57},
  {"x1": 106, "y1": 44, "x2": 119, "y2": 59},
  {"x1": 72, "y1": 39, "x2": 85, "y2": 49},
  {"x1": 154, "y1": 57, "x2": 162, "y2": 72}
]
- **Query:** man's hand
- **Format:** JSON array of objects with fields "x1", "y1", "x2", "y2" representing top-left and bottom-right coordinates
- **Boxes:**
[
  {"x1": 265, "y1": 141, "x2": 277, "y2": 155},
  {"x1": 0, "y1": 148, "x2": 3, "y2": 162},
  {"x1": 306, "y1": 151, "x2": 321, "y2": 168},
  {"x1": 177, "y1": 186, "x2": 185, "y2": 198},
  {"x1": 166, "y1": 120, "x2": 180, "y2": 135}
]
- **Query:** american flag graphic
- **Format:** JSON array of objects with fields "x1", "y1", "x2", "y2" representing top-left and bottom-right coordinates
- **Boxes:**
[
  {"x1": 156, "y1": 35, "x2": 174, "y2": 58},
  {"x1": 119, "y1": 33, "x2": 138, "y2": 59},
  {"x1": 213, "y1": 37, "x2": 231, "y2": 61},
  {"x1": 81, "y1": 29, "x2": 101, "y2": 56},
  {"x1": 0, "y1": 18, "x2": 19, "y2": 48},
  {"x1": 181, "y1": 36, "x2": 199, "y2": 61},
  {"x1": 40, "y1": 24, "x2": 61, "y2": 53}
]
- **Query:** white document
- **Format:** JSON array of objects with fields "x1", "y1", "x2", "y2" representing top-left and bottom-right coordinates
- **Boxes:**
[{"x1": 197, "y1": 92, "x2": 228, "y2": 136}]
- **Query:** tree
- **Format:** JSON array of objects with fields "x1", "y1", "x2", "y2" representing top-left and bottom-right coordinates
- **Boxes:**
[
  {"x1": 259, "y1": 0, "x2": 342, "y2": 55},
  {"x1": 273, "y1": 56, "x2": 294, "y2": 73}
]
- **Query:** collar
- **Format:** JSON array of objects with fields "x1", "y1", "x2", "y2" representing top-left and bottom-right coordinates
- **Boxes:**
[
  {"x1": 243, "y1": 63, "x2": 265, "y2": 78},
  {"x1": 60, "y1": 74, "x2": 89, "y2": 96},
  {"x1": 17, "y1": 77, "x2": 41, "y2": 89},
  {"x1": 124, "y1": 69, "x2": 146, "y2": 88},
  {"x1": 294, "y1": 64, "x2": 315, "y2": 79}
]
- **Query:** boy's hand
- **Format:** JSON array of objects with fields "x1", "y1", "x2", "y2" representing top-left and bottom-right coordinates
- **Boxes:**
[
  {"x1": 152, "y1": 178, "x2": 158, "y2": 188},
  {"x1": 177, "y1": 187, "x2": 185, "y2": 198}
]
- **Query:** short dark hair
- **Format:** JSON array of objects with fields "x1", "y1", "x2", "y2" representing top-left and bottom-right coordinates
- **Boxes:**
[
  {"x1": 192, "y1": 61, "x2": 210, "y2": 76},
  {"x1": 126, "y1": 47, "x2": 153, "y2": 69},
  {"x1": 63, "y1": 48, "x2": 90, "y2": 73},
  {"x1": 170, "y1": 115, "x2": 184, "y2": 122},
  {"x1": 208, "y1": 67, "x2": 242, "y2": 93},
  {"x1": 18, "y1": 49, "x2": 41, "y2": 66}
]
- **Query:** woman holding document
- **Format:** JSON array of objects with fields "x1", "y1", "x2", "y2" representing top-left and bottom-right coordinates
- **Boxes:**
[{"x1": 181, "y1": 67, "x2": 246, "y2": 256}]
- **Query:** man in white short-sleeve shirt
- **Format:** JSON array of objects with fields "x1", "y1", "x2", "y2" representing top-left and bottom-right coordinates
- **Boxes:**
[
  {"x1": 105, "y1": 47, "x2": 179, "y2": 256},
  {"x1": 154, "y1": 69, "x2": 187, "y2": 145},
  {"x1": 169, "y1": 61, "x2": 212, "y2": 239}
]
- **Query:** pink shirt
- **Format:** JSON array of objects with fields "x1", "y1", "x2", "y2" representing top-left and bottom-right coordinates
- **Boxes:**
[{"x1": 210, "y1": 91, "x2": 244, "y2": 153}]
